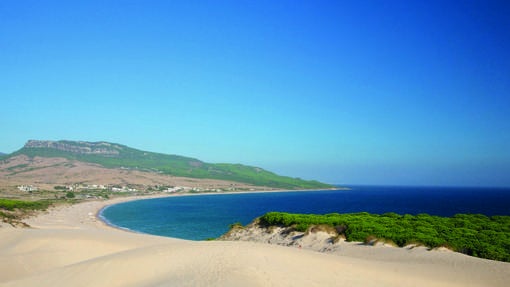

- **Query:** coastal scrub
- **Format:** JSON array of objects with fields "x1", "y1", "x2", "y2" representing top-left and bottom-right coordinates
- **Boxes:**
[
  {"x1": 258, "y1": 212, "x2": 510, "y2": 262},
  {"x1": 0, "y1": 198, "x2": 52, "y2": 227}
]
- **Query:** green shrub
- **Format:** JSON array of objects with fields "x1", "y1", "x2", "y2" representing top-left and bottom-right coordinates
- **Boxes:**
[
  {"x1": 258, "y1": 211, "x2": 510, "y2": 262},
  {"x1": 0, "y1": 199, "x2": 51, "y2": 211}
]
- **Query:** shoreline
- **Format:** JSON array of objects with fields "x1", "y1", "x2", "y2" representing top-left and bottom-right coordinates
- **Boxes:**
[
  {"x1": 95, "y1": 193, "x2": 180, "y2": 235},
  {"x1": 95, "y1": 188, "x2": 347, "y2": 233},
  {"x1": 1, "y1": 193, "x2": 509, "y2": 286}
]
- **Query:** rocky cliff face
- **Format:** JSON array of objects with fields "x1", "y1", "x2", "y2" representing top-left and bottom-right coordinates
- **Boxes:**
[{"x1": 24, "y1": 140, "x2": 120, "y2": 156}]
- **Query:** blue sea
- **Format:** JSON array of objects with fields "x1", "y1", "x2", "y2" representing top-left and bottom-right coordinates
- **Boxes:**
[{"x1": 100, "y1": 185, "x2": 510, "y2": 241}]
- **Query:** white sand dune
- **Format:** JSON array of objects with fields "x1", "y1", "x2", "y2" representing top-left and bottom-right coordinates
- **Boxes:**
[{"x1": 0, "y1": 197, "x2": 509, "y2": 287}]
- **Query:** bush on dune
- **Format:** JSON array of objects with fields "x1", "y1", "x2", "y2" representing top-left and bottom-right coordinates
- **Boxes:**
[
  {"x1": 258, "y1": 211, "x2": 510, "y2": 262},
  {"x1": 0, "y1": 198, "x2": 52, "y2": 227},
  {"x1": 0, "y1": 199, "x2": 51, "y2": 211}
]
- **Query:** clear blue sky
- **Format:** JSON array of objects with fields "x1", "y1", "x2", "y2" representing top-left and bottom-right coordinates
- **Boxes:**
[{"x1": 1, "y1": 0, "x2": 509, "y2": 187}]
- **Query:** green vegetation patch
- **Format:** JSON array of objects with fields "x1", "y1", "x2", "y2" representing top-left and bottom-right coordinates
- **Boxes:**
[
  {"x1": 259, "y1": 212, "x2": 510, "y2": 262},
  {"x1": 0, "y1": 198, "x2": 52, "y2": 211},
  {"x1": 0, "y1": 198, "x2": 53, "y2": 227}
]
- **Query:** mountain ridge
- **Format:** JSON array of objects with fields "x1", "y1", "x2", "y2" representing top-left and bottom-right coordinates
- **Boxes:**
[{"x1": 6, "y1": 140, "x2": 332, "y2": 190}]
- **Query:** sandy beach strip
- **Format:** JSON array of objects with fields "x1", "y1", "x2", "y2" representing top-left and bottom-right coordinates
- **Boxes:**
[{"x1": 0, "y1": 196, "x2": 509, "y2": 287}]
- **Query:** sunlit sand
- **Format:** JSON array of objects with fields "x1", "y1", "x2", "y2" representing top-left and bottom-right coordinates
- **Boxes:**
[{"x1": 0, "y1": 197, "x2": 508, "y2": 287}]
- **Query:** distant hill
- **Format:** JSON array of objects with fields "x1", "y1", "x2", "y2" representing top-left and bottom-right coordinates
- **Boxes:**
[{"x1": 6, "y1": 140, "x2": 332, "y2": 190}]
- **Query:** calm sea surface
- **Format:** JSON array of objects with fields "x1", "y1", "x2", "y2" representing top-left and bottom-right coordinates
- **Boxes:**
[{"x1": 100, "y1": 185, "x2": 510, "y2": 240}]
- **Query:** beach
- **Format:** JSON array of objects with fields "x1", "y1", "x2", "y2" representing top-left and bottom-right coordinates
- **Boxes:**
[{"x1": 1, "y1": 196, "x2": 509, "y2": 287}]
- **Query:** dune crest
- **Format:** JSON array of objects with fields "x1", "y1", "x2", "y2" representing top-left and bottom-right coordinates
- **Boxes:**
[{"x1": 0, "y1": 198, "x2": 509, "y2": 287}]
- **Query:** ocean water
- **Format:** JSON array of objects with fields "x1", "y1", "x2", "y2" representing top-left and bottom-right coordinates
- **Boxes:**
[{"x1": 100, "y1": 185, "x2": 510, "y2": 241}]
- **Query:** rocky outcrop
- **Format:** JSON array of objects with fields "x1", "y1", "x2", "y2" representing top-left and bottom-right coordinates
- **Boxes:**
[{"x1": 24, "y1": 140, "x2": 120, "y2": 156}]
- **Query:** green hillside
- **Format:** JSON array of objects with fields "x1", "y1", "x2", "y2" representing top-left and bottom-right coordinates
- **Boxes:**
[{"x1": 9, "y1": 140, "x2": 332, "y2": 189}]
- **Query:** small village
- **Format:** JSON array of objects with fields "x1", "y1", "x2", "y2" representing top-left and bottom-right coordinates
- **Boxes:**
[{"x1": 14, "y1": 183, "x2": 252, "y2": 200}]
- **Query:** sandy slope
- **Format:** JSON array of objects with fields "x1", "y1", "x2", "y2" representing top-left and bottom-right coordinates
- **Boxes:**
[{"x1": 0, "y1": 198, "x2": 509, "y2": 287}]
